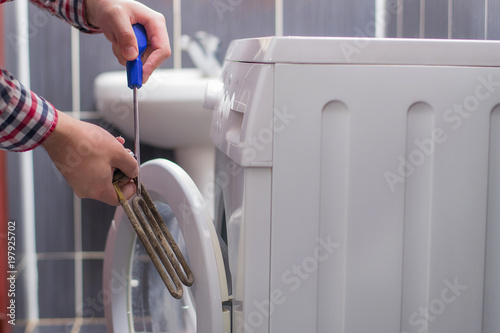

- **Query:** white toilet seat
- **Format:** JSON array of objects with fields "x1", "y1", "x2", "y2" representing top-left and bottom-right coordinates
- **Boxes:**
[{"x1": 103, "y1": 159, "x2": 229, "y2": 333}]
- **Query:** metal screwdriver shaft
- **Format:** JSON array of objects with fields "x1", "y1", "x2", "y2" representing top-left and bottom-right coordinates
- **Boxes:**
[
  {"x1": 133, "y1": 86, "x2": 141, "y2": 196},
  {"x1": 127, "y1": 23, "x2": 147, "y2": 196}
]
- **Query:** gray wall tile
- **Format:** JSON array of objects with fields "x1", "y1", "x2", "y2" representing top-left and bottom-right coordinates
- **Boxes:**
[
  {"x1": 82, "y1": 199, "x2": 114, "y2": 252},
  {"x1": 28, "y1": 3, "x2": 72, "y2": 111},
  {"x1": 402, "y1": 0, "x2": 420, "y2": 38},
  {"x1": 283, "y1": 0, "x2": 376, "y2": 37},
  {"x1": 181, "y1": 0, "x2": 275, "y2": 66},
  {"x1": 451, "y1": 0, "x2": 486, "y2": 39},
  {"x1": 487, "y1": 0, "x2": 500, "y2": 39},
  {"x1": 381, "y1": 0, "x2": 489, "y2": 40},
  {"x1": 12, "y1": 325, "x2": 26, "y2": 333},
  {"x1": 82, "y1": 259, "x2": 104, "y2": 319},
  {"x1": 34, "y1": 149, "x2": 74, "y2": 253},
  {"x1": 424, "y1": 0, "x2": 449, "y2": 38},
  {"x1": 32, "y1": 326, "x2": 72, "y2": 333},
  {"x1": 38, "y1": 259, "x2": 75, "y2": 318},
  {"x1": 3, "y1": 2, "x2": 19, "y2": 76},
  {"x1": 80, "y1": 324, "x2": 107, "y2": 333},
  {"x1": 385, "y1": 0, "x2": 399, "y2": 37},
  {"x1": 79, "y1": 33, "x2": 123, "y2": 112}
]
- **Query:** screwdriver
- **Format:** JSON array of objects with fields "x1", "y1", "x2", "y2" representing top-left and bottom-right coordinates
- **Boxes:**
[{"x1": 126, "y1": 23, "x2": 147, "y2": 196}]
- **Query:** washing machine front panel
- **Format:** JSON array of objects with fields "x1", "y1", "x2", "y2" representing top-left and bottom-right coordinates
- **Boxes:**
[
  {"x1": 269, "y1": 63, "x2": 500, "y2": 333},
  {"x1": 104, "y1": 159, "x2": 230, "y2": 333},
  {"x1": 211, "y1": 36, "x2": 500, "y2": 333}
]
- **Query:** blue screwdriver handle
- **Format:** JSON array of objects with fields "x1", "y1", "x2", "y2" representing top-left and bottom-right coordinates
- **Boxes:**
[{"x1": 127, "y1": 24, "x2": 148, "y2": 89}]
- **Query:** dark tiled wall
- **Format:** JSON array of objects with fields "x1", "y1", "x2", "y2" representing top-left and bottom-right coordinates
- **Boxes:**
[
  {"x1": 283, "y1": 0, "x2": 375, "y2": 36},
  {"x1": 33, "y1": 149, "x2": 75, "y2": 253},
  {"x1": 4, "y1": 0, "x2": 500, "y2": 331},
  {"x1": 423, "y1": 0, "x2": 450, "y2": 39},
  {"x1": 487, "y1": 0, "x2": 500, "y2": 39},
  {"x1": 452, "y1": 0, "x2": 486, "y2": 39},
  {"x1": 28, "y1": 7, "x2": 73, "y2": 111},
  {"x1": 81, "y1": 259, "x2": 104, "y2": 319},
  {"x1": 181, "y1": 0, "x2": 275, "y2": 66},
  {"x1": 386, "y1": 0, "x2": 500, "y2": 40},
  {"x1": 37, "y1": 259, "x2": 75, "y2": 318}
]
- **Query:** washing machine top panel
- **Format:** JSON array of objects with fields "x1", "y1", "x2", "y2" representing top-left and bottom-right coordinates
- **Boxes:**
[{"x1": 225, "y1": 36, "x2": 500, "y2": 66}]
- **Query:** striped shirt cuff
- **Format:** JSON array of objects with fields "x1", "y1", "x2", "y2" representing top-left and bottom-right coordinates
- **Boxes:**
[{"x1": 0, "y1": 69, "x2": 58, "y2": 152}]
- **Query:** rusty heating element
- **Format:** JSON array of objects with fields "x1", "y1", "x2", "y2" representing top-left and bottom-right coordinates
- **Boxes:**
[{"x1": 112, "y1": 170, "x2": 194, "y2": 299}]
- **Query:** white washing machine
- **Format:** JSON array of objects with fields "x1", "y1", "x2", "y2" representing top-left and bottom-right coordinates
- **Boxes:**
[{"x1": 104, "y1": 37, "x2": 500, "y2": 333}]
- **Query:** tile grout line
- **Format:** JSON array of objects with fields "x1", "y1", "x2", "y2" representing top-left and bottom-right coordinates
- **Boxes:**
[
  {"x1": 396, "y1": 0, "x2": 403, "y2": 38},
  {"x1": 275, "y1": 0, "x2": 283, "y2": 36},
  {"x1": 19, "y1": 317, "x2": 107, "y2": 329},
  {"x1": 448, "y1": 0, "x2": 453, "y2": 39},
  {"x1": 71, "y1": 317, "x2": 83, "y2": 333},
  {"x1": 71, "y1": 25, "x2": 84, "y2": 320},
  {"x1": 484, "y1": 0, "x2": 488, "y2": 40},
  {"x1": 419, "y1": 0, "x2": 425, "y2": 38},
  {"x1": 71, "y1": 27, "x2": 81, "y2": 119},
  {"x1": 375, "y1": 0, "x2": 387, "y2": 38},
  {"x1": 24, "y1": 320, "x2": 37, "y2": 333},
  {"x1": 36, "y1": 251, "x2": 105, "y2": 261},
  {"x1": 15, "y1": 0, "x2": 40, "y2": 325},
  {"x1": 173, "y1": 0, "x2": 182, "y2": 69}
]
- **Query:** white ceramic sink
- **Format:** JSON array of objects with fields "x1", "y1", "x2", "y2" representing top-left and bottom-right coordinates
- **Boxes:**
[
  {"x1": 95, "y1": 68, "x2": 212, "y2": 149},
  {"x1": 95, "y1": 68, "x2": 217, "y2": 217}
]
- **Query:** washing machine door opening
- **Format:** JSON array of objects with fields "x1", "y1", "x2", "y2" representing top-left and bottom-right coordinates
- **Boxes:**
[
  {"x1": 104, "y1": 159, "x2": 231, "y2": 333},
  {"x1": 130, "y1": 201, "x2": 196, "y2": 333}
]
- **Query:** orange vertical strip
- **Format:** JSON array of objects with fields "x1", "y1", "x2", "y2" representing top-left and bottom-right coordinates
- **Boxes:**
[{"x1": 0, "y1": 4, "x2": 12, "y2": 333}]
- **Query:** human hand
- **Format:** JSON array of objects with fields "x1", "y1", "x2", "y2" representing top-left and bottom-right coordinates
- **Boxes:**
[
  {"x1": 85, "y1": 0, "x2": 170, "y2": 83},
  {"x1": 42, "y1": 111, "x2": 139, "y2": 206}
]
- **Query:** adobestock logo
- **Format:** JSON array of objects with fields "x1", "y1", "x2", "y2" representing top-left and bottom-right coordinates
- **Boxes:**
[
  {"x1": 241, "y1": 106, "x2": 296, "y2": 165},
  {"x1": 402, "y1": 277, "x2": 467, "y2": 333},
  {"x1": 339, "y1": 0, "x2": 403, "y2": 62},
  {"x1": 236, "y1": 235, "x2": 340, "y2": 333},
  {"x1": 212, "y1": 0, "x2": 243, "y2": 21},
  {"x1": 7, "y1": 9, "x2": 50, "y2": 53}
]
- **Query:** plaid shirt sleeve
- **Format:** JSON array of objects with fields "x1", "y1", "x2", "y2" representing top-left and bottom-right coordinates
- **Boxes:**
[
  {"x1": 0, "y1": 68, "x2": 58, "y2": 152},
  {"x1": 0, "y1": 0, "x2": 102, "y2": 151},
  {"x1": 29, "y1": 0, "x2": 101, "y2": 33},
  {"x1": 0, "y1": 0, "x2": 101, "y2": 33}
]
